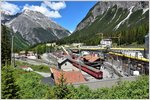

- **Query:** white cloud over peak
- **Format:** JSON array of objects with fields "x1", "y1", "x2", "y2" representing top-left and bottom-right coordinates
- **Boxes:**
[
  {"x1": 1, "y1": 2, "x2": 20, "y2": 15},
  {"x1": 22, "y1": 3, "x2": 61, "y2": 18},
  {"x1": 1, "y1": 1, "x2": 66, "y2": 18},
  {"x1": 43, "y1": 0, "x2": 66, "y2": 11}
]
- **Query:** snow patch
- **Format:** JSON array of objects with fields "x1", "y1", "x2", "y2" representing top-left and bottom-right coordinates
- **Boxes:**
[
  {"x1": 23, "y1": 11, "x2": 31, "y2": 17},
  {"x1": 114, "y1": 6, "x2": 134, "y2": 30},
  {"x1": 12, "y1": 26, "x2": 17, "y2": 33},
  {"x1": 5, "y1": 17, "x2": 16, "y2": 27},
  {"x1": 52, "y1": 30, "x2": 60, "y2": 39},
  {"x1": 136, "y1": 17, "x2": 145, "y2": 23},
  {"x1": 99, "y1": 7, "x2": 110, "y2": 22},
  {"x1": 115, "y1": 14, "x2": 122, "y2": 23},
  {"x1": 108, "y1": 8, "x2": 118, "y2": 24},
  {"x1": 35, "y1": 21, "x2": 46, "y2": 29},
  {"x1": 142, "y1": 8, "x2": 149, "y2": 15},
  {"x1": 37, "y1": 18, "x2": 41, "y2": 20}
]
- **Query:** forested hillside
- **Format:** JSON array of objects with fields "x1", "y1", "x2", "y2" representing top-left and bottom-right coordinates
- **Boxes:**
[
  {"x1": 57, "y1": 1, "x2": 149, "y2": 45},
  {"x1": 1, "y1": 25, "x2": 30, "y2": 52}
]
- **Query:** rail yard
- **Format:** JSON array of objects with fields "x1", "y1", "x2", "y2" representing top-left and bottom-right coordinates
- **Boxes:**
[
  {"x1": 15, "y1": 37, "x2": 149, "y2": 89},
  {"x1": 45, "y1": 45, "x2": 149, "y2": 88},
  {"x1": 16, "y1": 44, "x2": 149, "y2": 88}
]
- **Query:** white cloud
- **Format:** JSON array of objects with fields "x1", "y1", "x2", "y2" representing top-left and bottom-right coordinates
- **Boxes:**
[
  {"x1": 69, "y1": 30, "x2": 73, "y2": 33},
  {"x1": 43, "y1": 0, "x2": 66, "y2": 11},
  {"x1": 22, "y1": 3, "x2": 61, "y2": 18},
  {"x1": 1, "y1": 1, "x2": 66, "y2": 18},
  {"x1": 1, "y1": 2, "x2": 20, "y2": 15}
]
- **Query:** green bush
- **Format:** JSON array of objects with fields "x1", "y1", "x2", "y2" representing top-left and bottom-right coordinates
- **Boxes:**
[
  {"x1": 2, "y1": 65, "x2": 148, "y2": 99},
  {"x1": 91, "y1": 75, "x2": 149, "y2": 99},
  {"x1": 14, "y1": 69, "x2": 55, "y2": 99},
  {"x1": 65, "y1": 75, "x2": 149, "y2": 99},
  {"x1": 2, "y1": 66, "x2": 20, "y2": 99}
]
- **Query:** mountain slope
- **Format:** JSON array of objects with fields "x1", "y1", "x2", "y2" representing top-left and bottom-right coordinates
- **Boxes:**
[
  {"x1": 2, "y1": 9, "x2": 70, "y2": 45},
  {"x1": 1, "y1": 24, "x2": 30, "y2": 51},
  {"x1": 58, "y1": 1, "x2": 149, "y2": 45}
]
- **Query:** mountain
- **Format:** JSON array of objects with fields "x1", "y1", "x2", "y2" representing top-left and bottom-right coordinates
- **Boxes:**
[
  {"x1": 1, "y1": 24, "x2": 30, "y2": 51},
  {"x1": 2, "y1": 9, "x2": 70, "y2": 45},
  {"x1": 58, "y1": 1, "x2": 149, "y2": 45}
]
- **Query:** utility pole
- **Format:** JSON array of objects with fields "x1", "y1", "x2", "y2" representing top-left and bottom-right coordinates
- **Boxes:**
[{"x1": 11, "y1": 33, "x2": 15, "y2": 67}]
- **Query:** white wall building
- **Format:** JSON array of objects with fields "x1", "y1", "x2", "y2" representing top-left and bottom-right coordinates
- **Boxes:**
[{"x1": 100, "y1": 39, "x2": 112, "y2": 48}]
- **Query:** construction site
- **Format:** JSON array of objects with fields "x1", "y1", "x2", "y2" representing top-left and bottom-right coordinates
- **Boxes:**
[{"x1": 48, "y1": 35, "x2": 149, "y2": 89}]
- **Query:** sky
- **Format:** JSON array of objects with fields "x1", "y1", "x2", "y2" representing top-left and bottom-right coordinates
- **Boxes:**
[{"x1": 1, "y1": 1, "x2": 97, "y2": 33}]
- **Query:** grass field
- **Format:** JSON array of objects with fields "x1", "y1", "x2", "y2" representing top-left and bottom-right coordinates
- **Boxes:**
[{"x1": 15, "y1": 61, "x2": 50, "y2": 73}]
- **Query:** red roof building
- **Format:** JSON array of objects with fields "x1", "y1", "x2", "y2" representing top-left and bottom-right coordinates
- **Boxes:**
[
  {"x1": 50, "y1": 68, "x2": 86, "y2": 84},
  {"x1": 83, "y1": 55, "x2": 100, "y2": 62}
]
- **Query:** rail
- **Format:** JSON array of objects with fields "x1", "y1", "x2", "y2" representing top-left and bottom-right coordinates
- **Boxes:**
[
  {"x1": 109, "y1": 52, "x2": 149, "y2": 62},
  {"x1": 70, "y1": 47, "x2": 144, "y2": 51}
]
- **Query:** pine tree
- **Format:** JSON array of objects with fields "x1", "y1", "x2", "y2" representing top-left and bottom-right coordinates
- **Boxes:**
[
  {"x1": 1, "y1": 25, "x2": 11, "y2": 66},
  {"x1": 2, "y1": 66, "x2": 20, "y2": 99},
  {"x1": 53, "y1": 73, "x2": 69, "y2": 99}
]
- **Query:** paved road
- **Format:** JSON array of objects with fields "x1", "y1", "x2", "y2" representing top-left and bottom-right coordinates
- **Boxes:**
[
  {"x1": 16, "y1": 58, "x2": 49, "y2": 65},
  {"x1": 74, "y1": 76, "x2": 138, "y2": 90},
  {"x1": 34, "y1": 71, "x2": 51, "y2": 77},
  {"x1": 41, "y1": 77, "x2": 54, "y2": 86},
  {"x1": 33, "y1": 71, "x2": 54, "y2": 86}
]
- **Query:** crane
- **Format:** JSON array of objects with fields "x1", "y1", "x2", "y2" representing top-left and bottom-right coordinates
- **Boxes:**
[{"x1": 109, "y1": 34, "x2": 121, "y2": 47}]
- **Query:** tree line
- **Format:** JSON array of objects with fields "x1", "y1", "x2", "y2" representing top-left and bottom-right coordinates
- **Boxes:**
[{"x1": 56, "y1": 23, "x2": 148, "y2": 46}]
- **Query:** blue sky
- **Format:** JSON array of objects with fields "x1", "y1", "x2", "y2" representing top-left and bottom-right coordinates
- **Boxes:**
[
  {"x1": 52, "y1": 1, "x2": 97, "y2": 32},
  {"x1": 2, "y1": 1, "x2": 97, "y2": 32}
]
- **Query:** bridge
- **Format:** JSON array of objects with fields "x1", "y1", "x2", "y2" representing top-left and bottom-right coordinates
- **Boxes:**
[
  {"x1": 108, "y1": 52, "x2": 149, "y2": 75},
  {"x1": 70, "y1": 46, "x2": 144, "y2": 51}
]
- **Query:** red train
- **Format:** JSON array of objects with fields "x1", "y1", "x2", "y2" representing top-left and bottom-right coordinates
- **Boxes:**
[{"x1": 70, "y1": 59, "x2": 103, "y2": 79}]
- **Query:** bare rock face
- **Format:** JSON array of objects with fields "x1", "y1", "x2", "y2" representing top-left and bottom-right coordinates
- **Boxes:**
[
  {"x1": 2, "y1": 9, "x2": 70, "y2": 45},
  {"x1": 75, "y1": 1, "x2": 149, "y2": 32}
]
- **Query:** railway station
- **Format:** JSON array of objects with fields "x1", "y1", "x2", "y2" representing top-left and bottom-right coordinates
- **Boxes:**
[{"x1": 48, "y1": 35, "x2": 149, "y2": 88}]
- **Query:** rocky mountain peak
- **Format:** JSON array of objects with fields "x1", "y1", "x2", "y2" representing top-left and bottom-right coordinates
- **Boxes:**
[
  {"x1": 3, "y1": 9, "x2": 70, "y2": 45},
  {"x1": 75, "y1": 1, "x2": 149, "y2": 32}
]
